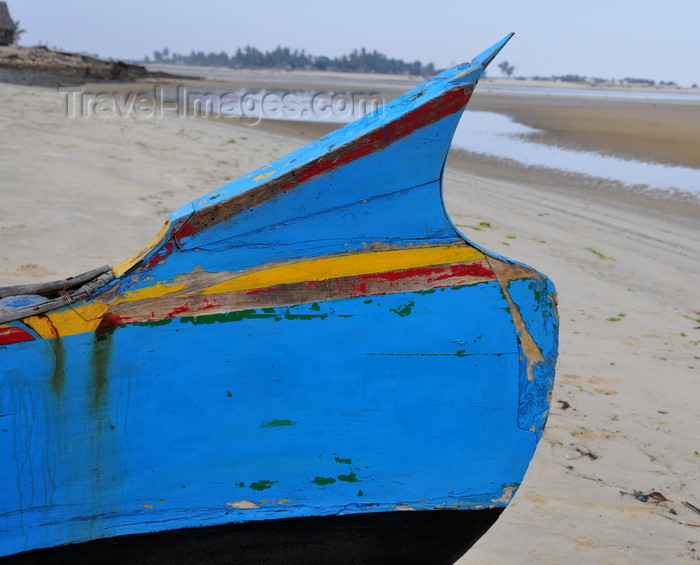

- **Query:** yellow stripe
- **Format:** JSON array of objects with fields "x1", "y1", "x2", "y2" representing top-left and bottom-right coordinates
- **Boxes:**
[
  {"x1": 116, "y1": 281, "x2": 188, "y2": 304},
  {"x1": 113, "y1": 246, "x2": 483, "y2": 305},
  {"x1": 112, "y1": 221, "x2": 172, "y2": 278},
  {"x1": 24, "y1": 302, "x2": 109, "y2": 338},
  {"x1": 23, "y1": 315, "x2": 58, "y2": 338},
  {"x1": 202, "y1": 245, "x2": 484, "y2": 296},
  {"x1": 18, "y1": 245, "x2": 483, "y2": 338}
]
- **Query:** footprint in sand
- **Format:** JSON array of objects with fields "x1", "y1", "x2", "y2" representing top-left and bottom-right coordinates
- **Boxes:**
[
  {"x1": 0, "y1": 263, "x2": 56, "y2": 278},
  {"x1": 0, "y1": 224, "x2": 25, "y2": 233}
]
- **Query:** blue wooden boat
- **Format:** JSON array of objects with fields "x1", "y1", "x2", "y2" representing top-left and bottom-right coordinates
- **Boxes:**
[{"x1": 0, "y1": 34, "x2": 557, "y2": 564}]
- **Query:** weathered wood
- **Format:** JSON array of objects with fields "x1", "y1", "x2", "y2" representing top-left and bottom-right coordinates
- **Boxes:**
[
  {"x1": 0, "y1": 265, "x2": 111, "y2": 299},
  {"x1": 0, "y1": 268, "x2": 113, "y2": 324}
]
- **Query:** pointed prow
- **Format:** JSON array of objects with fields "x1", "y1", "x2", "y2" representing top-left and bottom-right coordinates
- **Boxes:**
[{"x1": 471, "y1": 33, "x2": 515, "y2": 70}]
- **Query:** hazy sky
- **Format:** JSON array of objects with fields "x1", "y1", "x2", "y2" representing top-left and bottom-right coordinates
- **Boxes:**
[{"x1": 11, "y1": 0, "x2": 699, "y2": 86}]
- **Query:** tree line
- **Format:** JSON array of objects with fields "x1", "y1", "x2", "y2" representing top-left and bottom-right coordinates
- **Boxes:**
[
  {"x1": 145, "y1": 46, "x2": 437, "y2": 76},
  {"x1": 498, "y1": 61, "x2": 681, "y2": 86}
]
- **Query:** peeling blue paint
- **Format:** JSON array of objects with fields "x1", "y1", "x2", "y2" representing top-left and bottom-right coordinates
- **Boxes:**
[
  {"x1": 507, "y1": 277, "x2": 558, "y2": 438},
  {"x1": 0, "y1": 285, "x2": 541, "y2": 554}
]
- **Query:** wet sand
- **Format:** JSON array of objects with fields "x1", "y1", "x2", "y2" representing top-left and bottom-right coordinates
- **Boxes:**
[
  {"x1": 1, "y1": 75, "x2": 699, "y2": 564},
  {"x1": 468, "y1": 91, "x2": 700, "y2": 169}
]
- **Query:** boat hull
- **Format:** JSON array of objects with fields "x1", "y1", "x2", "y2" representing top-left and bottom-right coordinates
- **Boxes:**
[
  {"x1": 0, "y1": 34, "x2": 558, "y2": 558},
  {"x1": 1, "y1": 279, "x2": 555, "y2": 556},
  {"x1": 1, "y1": 508, "x2": 504, "y2": 565}
]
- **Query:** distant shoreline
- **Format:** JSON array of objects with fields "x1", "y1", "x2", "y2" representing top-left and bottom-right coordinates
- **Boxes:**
[
  {"x1": 144, "y1": 62, "x2": 700, "y2": 95},
  {"x1": 2, "y1": 44, "x2": 697, "y2": 95}
]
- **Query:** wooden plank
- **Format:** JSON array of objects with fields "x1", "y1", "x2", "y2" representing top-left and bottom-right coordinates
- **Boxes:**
[{"x1": 0, "y1": 265, "x2": 111, "y2": 299}]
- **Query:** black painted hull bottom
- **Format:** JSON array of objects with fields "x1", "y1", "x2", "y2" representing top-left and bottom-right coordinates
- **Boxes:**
[{"x1": 3, "y1": 508, "x2": 504, "y2": 565}]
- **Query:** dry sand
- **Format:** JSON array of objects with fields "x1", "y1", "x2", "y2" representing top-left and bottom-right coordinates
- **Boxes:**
[{"x1": 1, "y1": 76, "x2": 699, "y2": 563}]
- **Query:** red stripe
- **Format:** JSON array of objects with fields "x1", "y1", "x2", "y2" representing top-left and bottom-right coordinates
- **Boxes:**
[
  {"x1": 429, "y1": 262, "x2": 494, "y2": 281},
  {"x1": 174, "y1": 87, "x2": 473, "y2": 245},
  {"x1": 281, "y1": 89, "x2": 471, "y2": 194},
  {"x1": 246, "y1": 287, "x2": 277, "y2": 295},
  {"x1": 0, "y1": 325, "x2": 36, "y2": 346},
  {"x1": 165, "y1": 303, "x2": 191, "y2": 318},
  {"x1": 358, "y1": 262, "x2": 491, "y2": 284}
]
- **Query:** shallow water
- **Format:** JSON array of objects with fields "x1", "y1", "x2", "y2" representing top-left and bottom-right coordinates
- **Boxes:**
[{"x1": 454, "y1": 111, "x2": 700, "y2": 196}]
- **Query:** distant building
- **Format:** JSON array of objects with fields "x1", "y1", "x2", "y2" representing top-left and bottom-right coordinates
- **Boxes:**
[{"x1": 0, "y1": 2, "x2": 15, "y2": 46}]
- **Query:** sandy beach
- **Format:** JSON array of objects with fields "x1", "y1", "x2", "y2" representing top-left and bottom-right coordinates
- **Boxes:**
[{"x1": 1, "y1": 71, "x2": 699, "y2": 563}]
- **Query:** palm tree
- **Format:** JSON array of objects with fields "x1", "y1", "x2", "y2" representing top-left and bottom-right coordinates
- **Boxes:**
[{"x1": 12, "y1": 20, "x2": 25, "y2": 45}]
